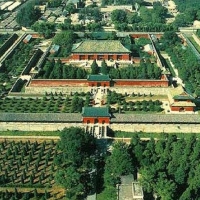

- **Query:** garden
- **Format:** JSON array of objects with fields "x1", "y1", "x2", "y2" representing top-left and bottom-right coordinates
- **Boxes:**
[
  {"x1": 0, "y1": 139, "x2": 64, "y2": 199},
  {"x1": 0, "y1": 92, "x2": 91, "y2": 113},
  {"x1": 107, "y1": 91, "x2": 163, "y2": 113}
]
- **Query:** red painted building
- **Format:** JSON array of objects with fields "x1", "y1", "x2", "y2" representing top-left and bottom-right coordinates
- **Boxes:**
[
  {"x1": 82, "y1": 107, "x2": 110, "y2": 138},
  {"x1": 170, "y1": 92, "x2": 195, "y2": 112},
  {"x1": 71, "y1": 40, "x2": 131, "y2": 61}
]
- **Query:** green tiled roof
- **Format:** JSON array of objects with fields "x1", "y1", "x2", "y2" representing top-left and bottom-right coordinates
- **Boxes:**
[
  {"x1": 173, "y1": 92, "x2": 194, "y2": 100},
  {"x1": 82, "y1": 107, "x2": 110, "y2": 117},
  {"x1": 87, "y1": 75, "x2": 110, "y2": 81},
  {"x1": 72, "y1": 40, "x2": 131, "y2": 53}
]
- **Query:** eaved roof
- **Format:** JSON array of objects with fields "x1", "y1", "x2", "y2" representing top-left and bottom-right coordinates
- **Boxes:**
[
  {"x1": 87, "y1": 75, "x2": 110, "y2": 81},
  {"x1": 50, "y1": 44, "x2": 60, "y2": 52},
  {"x1": 173, "y1": 92, "x2": 194, "y2": 100},
  {"x1": 72, "y1": 40, "x2": 131, "y2": 54},
  {"x1": 82, "y1": 107, "x2": 110, "y2": 117}
]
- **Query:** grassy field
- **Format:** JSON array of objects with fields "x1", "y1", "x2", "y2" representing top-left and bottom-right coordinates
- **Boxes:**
[{"x1": 113, "y1": 131, "x2": 200, "y2": 139}]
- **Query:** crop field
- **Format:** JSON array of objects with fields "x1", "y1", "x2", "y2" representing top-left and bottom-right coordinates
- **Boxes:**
[{"x1": 0, "y1": 139, "x2": 65, "y2": 200}]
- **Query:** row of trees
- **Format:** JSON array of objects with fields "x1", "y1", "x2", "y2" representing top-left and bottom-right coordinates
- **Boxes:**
[
  {"x1": 91, "y1": 59, "x2": 161, "y2": 80},
  {"x1": 39, "y1": 59, "x2": 87, "y2": 79},
  {"x1": 109, "y1": 62, "x2": 161, "y2": 80}
]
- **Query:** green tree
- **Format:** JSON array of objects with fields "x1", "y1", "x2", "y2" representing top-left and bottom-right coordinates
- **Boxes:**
[
  {"x1": 104, "y1": 142, "x2": 133, "y2": 186},
  {"x1": 31, "y1": 22, "x2": 55, "y2": 38},
  {"x1": 101, "y1": 60, "x2": 108, "y2": 75},
  {"x1": 111, "y1": 9, "x2": 127, "y2": 23},
  {"x1": 54, "y1": 127, "x2": 96, "y2": 199},
  {"x1": 91, "y1": 60, "x2": 99, "y2": 74},
  {"x1": 16, "y1": 2, "x2": 41, "y2": 27},
  {"x1": 65, "y1": 3, "x2": 76, "y2": 14}
]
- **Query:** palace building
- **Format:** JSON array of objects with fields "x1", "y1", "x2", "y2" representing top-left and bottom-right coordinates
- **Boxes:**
[{"x1": 71, "y1": 40, "x2": 131, "y2": 61}]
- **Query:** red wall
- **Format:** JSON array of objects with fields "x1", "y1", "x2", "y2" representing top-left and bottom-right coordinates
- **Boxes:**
[
  {"x1": 31, "y1": 34, "x2": 44, "y2": 39},
  {"x1": 88, "y1": 81, "x2": 110, "y2": 87},
  {"x1": 130, "y1": 34, "x2": 149, "y2": 39},
  {"x1": 113, "y1": 79, "x2": 168, "y2": 87},
  {"x1": 29, "y1": 79, "x2": 88, "y2": 87},
  {"x1": 171, "y1": 106, "x2": 194, "y2": 112},
  {"x1": 83, "y1": 117, "x2": 110, "y2": 124},
  {"x1": 71, "y1": 53, "x2": 130, "y2": 61}
]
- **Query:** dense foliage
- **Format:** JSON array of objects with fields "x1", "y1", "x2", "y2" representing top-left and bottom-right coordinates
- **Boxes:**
[
  {"x1": 54, "y1": 127, "x2": 96, "y2": 199},
  {"x1": 110, "y1": 3, "x2": 173, "y2": 32},
  {"x1": 48, "y1": 0, "x2": 61, "y2": 8},
  {"x1": 53, "y1": 31, "x2": 76, "y2": 57},
  {"x1": 131, "y1": 134, "x2": 200, "y2": 200},
  {"x1": 79, "y1": 7, "x2": 102, "y2": 22},
  {"x1": 174, "y1": 0, "x2": 200, "y2": 12},
  {"x1": 102, "y1": 142, "x2": 133, "y2": 200},
  {"x1": 102, "y1": 134, "x2": 200, "y2": 199},
  {"x1": 16, "y1": 2, "x2": 41, "y2": 27},
  {"x1": 31, "y1": 22, "x2": 55, "y2": 39},
  {"x1": 156, "y1": 31, "x2": 199, "y2": 95}
]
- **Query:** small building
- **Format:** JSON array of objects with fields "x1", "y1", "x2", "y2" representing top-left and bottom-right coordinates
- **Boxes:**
[
  {"x1": 118, "y1": 175, "x2": 144, "y2": 200},
  {"x1": 82, "y1": 107, "x2": 110, "y2": 138},
  {"x1": 170, "y1": 92, "x2": 195, "y2": 112},
  {"x1": 50, "y1": 44, "x2": 60, "y2": 54},
  {"x1": 23, "y1": 34, "x2": 32, "y2": 43},
  {"x1": 71, "y1": 40, "x2": 131, "y2": 61}
]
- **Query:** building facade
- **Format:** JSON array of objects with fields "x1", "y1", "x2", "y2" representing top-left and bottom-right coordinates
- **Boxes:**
[{"x1": 71, "y1": 40, "x2": 131, "y2": 61}]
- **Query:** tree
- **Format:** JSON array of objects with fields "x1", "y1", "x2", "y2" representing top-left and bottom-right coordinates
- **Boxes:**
[
  {"x1": 65, "y1": 3, "x2": 76, "y2": 14},
  {"x1": 111, "y1": 9, "x2": 127, "y2": 23},
  {"x1": 16, "y1": 2, "x2": 41, "y2": 27},
  {"x1": 53, "y1": 31, "x2": 76, "y2": 57},
  {"x1": 91, "y1": 60, "x2": 99, "y2": 74},
  {"x1": 101, "y1": 60, "x2": 108, "y2": 75},
  {"x1": 31, "y1": 22, "x2": 55, "y2": 38},
  {"x1": 54, "y1": 127, "x2": 96, "y2": 199},
  {"x1": 104, "y1": 142, "x2": 133, "y2": 186}
]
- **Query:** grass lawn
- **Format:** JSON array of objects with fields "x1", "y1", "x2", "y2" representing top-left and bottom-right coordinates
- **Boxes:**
[
  {"x1": 125, "y1": 94, "x2": 168, "y2": 101},
  {"x1": 188, "y1": 36, "x2": 200, "y2": 53},
  {"x1": 0, "y1": 130, "x2": 61, "y2": 136},
  {"x1": 113, "y1": 131, "x2": 200, "y2": 139}
]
